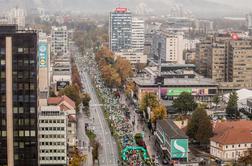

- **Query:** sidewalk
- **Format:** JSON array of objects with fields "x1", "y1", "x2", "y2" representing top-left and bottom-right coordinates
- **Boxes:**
[{"x1": 120, "y1": 94, "x2": 161, "y2": 165}]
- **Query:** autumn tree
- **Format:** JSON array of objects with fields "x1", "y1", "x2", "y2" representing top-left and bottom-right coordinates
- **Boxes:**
[
  {"x1": 151, "y1": 104, "x2": 167, "y2": 124},
  {"x1": 69, "y1": 147, "x2": 87, "y2": 166},
  {"x1": 114, "y1": 56, "x2": 133, "y2": 84},
  {"x1": 226, "y1": 91, "x2": 239, "y2": 118},
  {"x1": 140, "y1": 93, "x2": 159, "y2": 119},
  {"x1": 173, "y1": 92, "x2": 197, "y2": 114},
  {"x1": 71, "y1": 64, "x2": 82, "y2": 89},
  {"x1": 125, "y1": 81, "x2": 136, "y2": 97},
  {"x1": 186, "y1": 106, "x2": 213, "y2": 145}
]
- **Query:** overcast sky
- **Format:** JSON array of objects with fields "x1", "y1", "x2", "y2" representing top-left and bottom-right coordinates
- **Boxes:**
[{"x1": 209, "y1": 0, "x2": 252, "y2": 8}]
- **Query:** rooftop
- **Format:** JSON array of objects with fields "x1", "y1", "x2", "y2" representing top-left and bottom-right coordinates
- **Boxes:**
[
  {"x1": 133, "y1": 76, "x2": 217, "y2": 87},
  {"x1": 224, "y1": 88, "x2": 252, "y2": 102},
  {"x1": 47, "y1": 95, "x2": 76, "y2": 110},
  {"x1": 211, "y1": 120, "x2": 252, "y2": 145},
  {"x1": 157, "y1": 119, "x2": 188, "y2": 139}
]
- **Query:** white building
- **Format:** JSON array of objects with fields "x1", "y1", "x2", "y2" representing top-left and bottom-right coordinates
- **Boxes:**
[
  {"x1": 223, "y1": 89, "x2": 252, "y2": 110},
  {"x1": 184, "y1": 38, "x2": 200, "y2": 50},
  {"x1": 7, "y1": 7, "x2": 26, "y2": 28},
  {"x1": 38, "y1": 106, "x2": 67, "y2": 166},
  {"x1": 210, "y1": 120, "x2": 252, "y2": 161},
  {"x1": 51, "y1": 26, "x2": 69, "y2": 56},
  {"x1": 132, "y1": 17, "x2": 145, "y2": 53},
  {"x1": 152, "y1": 31, "x2": 185, "y2": 64},
  {"x1": 115, "y1": 50, "x2": 147, "y2": 64}
]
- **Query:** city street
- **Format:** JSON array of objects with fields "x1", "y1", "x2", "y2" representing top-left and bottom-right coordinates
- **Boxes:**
[{"x1": 73, "y1": 47, "x2": 118, "y2": 166}]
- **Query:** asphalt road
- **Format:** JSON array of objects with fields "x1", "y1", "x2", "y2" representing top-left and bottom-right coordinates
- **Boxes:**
[{"x1": 74, "y1": 47, "x2": 118, "y2": 166}]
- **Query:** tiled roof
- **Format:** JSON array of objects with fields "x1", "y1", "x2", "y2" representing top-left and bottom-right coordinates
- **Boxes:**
[
  {"x1": 48, "y1": 95, "x2": 76, "y2": 109},
  {"x1": 211, "y1": 120, "x2": 252, "y2": 145}
]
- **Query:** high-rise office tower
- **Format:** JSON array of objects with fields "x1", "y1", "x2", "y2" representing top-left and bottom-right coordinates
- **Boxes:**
[
  {"x1": 0, "y1": 25, "x2": 38, "y2": 166},
  {"x1": 109, "y1": 7, "x2": 132, "y2": 52},
  {"x1": 132, "y1": 17, "x2": 145, "y2": 53}
]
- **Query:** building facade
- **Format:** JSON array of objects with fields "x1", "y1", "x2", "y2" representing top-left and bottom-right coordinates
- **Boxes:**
[
  {"x1": 152, "y1": 31, "x2": 184, "y2": 64},
  {"x1": 7, "y1": 7, "x2": 26, "y2": 29},
  {"x1": 115, "y1": 50, "x2": 147, "y2": 64},
  {"x1": 0, "y1": 25, "x2": 38, "y2": 166},
  {"x1": 109, "y1": 7, "x2": 132, "y2": 52},
  {"x1": 51, "y1": 26, "x2": 69, "y2": 56},
  {"x1": 38, "y1": 106, "x2": 67, "y2": 166},
  {"x1": 132, "y1": 17, "x2": 145, "y2": 53},
  {"x1": 210, "y1": 120, "x2": 252, "y2": 161},
  {"x1": 155, "y1": 119, "x2": 189, "y2": 163},
  {"x1": 196, "y1": 33, "x2": 252, "y2": 89}
]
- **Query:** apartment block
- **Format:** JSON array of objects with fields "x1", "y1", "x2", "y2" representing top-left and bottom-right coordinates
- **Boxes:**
[{"x1": 38, "y1": 106, "x2": 67, "y2": 166}]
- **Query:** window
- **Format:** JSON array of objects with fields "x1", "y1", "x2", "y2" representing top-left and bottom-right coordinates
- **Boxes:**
[
  {"x1": 19, "y1": 131, "x2": 24, "y2": 137},
  {"x1": 1, "y1": 131, "x2": 6, "y2": 137},
  {"x1": 19, "y1": 142, "x2": 24, "y2": 148}
]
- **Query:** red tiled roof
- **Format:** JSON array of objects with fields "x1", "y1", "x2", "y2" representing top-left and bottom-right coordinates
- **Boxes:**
[
  {"x1": 211, "y1": 120, "x2": 252, "y2": 145},
  {"x1": 48, "y1": 95, "x2": 76, "y2": 109}
]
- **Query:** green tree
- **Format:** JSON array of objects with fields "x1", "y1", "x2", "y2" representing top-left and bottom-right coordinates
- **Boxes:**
[
  {"x1": 172, "y1": 92, "x2": 197, "y2": 114},
  {"x1": 140, "y1": 93, "x2": 159, "y2": 119},
  {"x1": 212, "y1": 95, "x2": 220, "y2": 109},
  {"x1": 239, "y1": 149, "x2": 252, "y2": 165},
  {"x1": 226, "y1": 92, "x2": 239, "y2": 118},
  {"x1": 59, "y1": 84, "x2": 81, "y2": 108},
  {"x1": 186, "y1": 106, "x2": 213, "y2": 145}
]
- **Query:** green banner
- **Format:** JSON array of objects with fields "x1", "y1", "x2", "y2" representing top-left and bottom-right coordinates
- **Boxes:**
[
  {"x1": 167, "y1": 88, "x2": 192, "y2": 96},
  {"x1": 171, "y1": 139, "x2": 188, "y2": 159}
]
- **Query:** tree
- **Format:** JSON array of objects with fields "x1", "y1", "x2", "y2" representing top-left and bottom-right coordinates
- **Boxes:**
[
  {"x1": 69, "y1": 147, "x2": 87, "y2": 166},
  {"x1": 81, "y1": 93, "x2": 91, "y2": 108},
  {"x1": 186, "y1": 106, "x2": 213, "y2": 145},
  {"x1": 239, "y1": 149, "x2": 252, "y2": 165},
  {"x1": 140, "y1": 93, "x2": 159, "y2": 119},
  {"x1": 173, "y1": 92, "x2": 197, "y2": 114},
  {"x1": 59, "y1": 84, "x2": 81, "y2": 108},
  {"x1": 151, "y1": 104, "x2": 167, "y2": 124},
  {"x1": 212, "y1": 95, "x2": 220, "y2": 109},
  {"x1": 114, "y1": 56, "x2": 133, "y2": 83},
  {"x1": 125, "y1": 81, "x2": 135, "y2": 98},
  {"x1": 226, "y1": 91, "x2": 239, "y2": 118}
]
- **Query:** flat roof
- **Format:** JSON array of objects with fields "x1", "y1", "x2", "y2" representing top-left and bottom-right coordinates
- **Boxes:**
[
  {"x1": 157, "y1": 119, "x2": 188, "y2": 139},
  {"x1": 133, "y1": 77, "x2": 218, "y2": 87}
]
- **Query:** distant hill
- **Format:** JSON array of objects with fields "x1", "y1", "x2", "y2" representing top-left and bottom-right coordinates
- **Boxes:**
[{"x1": 0, "y1": 0, "x2": 247, "y2": 18}]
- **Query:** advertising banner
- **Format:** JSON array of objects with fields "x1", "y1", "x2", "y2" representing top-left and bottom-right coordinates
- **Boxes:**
[
  {"x1": 171, "y1": 139, "x2": 188, "y2": 159},
  {"x1": 167, "y1": 88, "x2": 192, "y2": 96},
  {"x1": 57, "y1": 81, "x2": 70, "y2": 91},
  {"x1": 38, "y1": 42, "x2": 48, "y2": 68}
]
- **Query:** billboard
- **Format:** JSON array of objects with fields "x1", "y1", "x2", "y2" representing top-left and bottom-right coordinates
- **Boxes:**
[
  {"x1": 167, "y1": 88, "x2": 192, "y2": 96},
  {"x1": 57, "y1": 81, "x2": 70, "y2": 91},
  {"x1": 170, "y1": 139, "x2": 188, "y2": 159},
  {"x1": 192, "y1": 88, "x2": 208, "y2": 96},
  {"x1": 38, "y1": 42, "x2": 48, "y2": 68}
]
